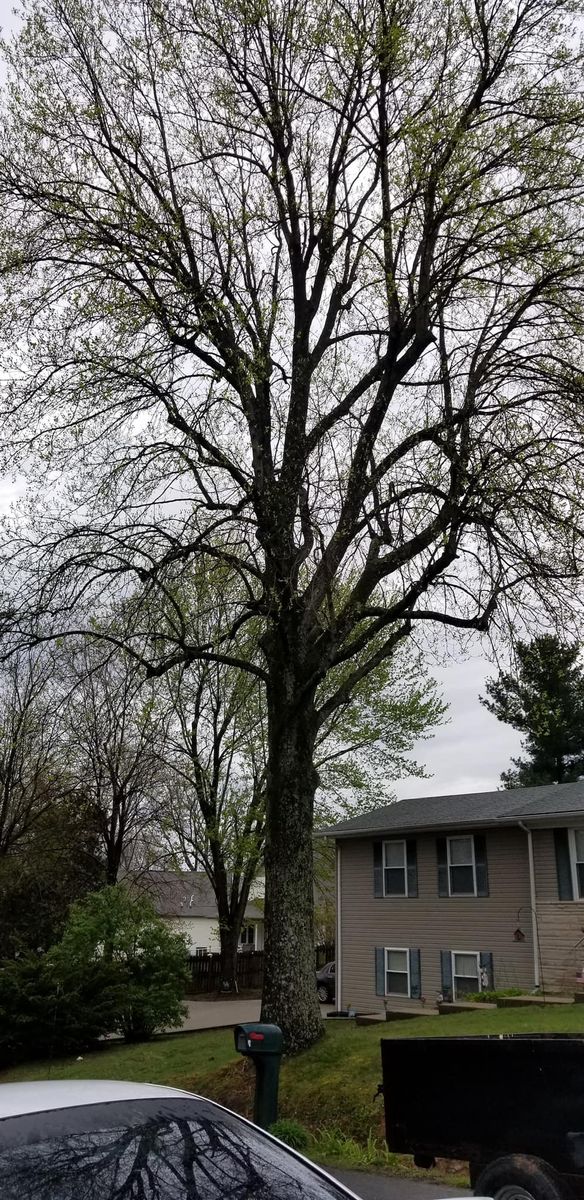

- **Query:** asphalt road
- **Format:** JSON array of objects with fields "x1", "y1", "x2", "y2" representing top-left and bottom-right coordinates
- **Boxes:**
[{"x1": 328, "y1": 1169, "x2": 471, "y2": 1200}]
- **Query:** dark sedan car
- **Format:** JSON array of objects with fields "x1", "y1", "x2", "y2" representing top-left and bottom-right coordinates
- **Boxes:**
[
  {"x1": 0, "y1": 1079, "x2": 360, "y2": 1200},
  {"x1": 316, "y1": 960, "x2": 335, "y2": 1003}
]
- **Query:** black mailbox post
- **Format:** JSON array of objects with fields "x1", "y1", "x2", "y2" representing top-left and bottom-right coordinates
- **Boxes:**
[{"x1": 234, "y1": 1022, "x2": 283, "y2": 1130}]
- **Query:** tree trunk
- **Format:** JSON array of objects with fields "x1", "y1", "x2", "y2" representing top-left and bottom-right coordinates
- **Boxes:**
[
  {"x1": 261, "y1": 651, "x2": 323, "y2": 1053},
  {"x1": 218, "y1": 922, "x2": 240, "y2": 993}
]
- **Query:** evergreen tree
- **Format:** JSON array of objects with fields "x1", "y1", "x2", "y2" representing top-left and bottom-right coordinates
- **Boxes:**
[{"x1": 481, "y1": 636, "x2": 584, "y2": 788}]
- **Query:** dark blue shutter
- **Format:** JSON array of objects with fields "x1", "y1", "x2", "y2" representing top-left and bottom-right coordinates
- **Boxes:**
[
  {"x1": 373, "y1": 841, "x2": 383, "y2": 897},
  {"x1": 480, "y1": 951, "x2": 494, "y2": 991},
  {"x1": 475, "y1": 834, "x2": 489, "y2": 896},
  {"x1": 406, "y1": 839, "x2": 418, "y2": 897},
  {"x1": 375, "y1": 947, "x2": 385, "y2": 996},
  {"x1": 410, "y1": 948, "x2": 421, "y2": 999},
  {"x1": 440, "y1": 950, "x2": 453, "y2": 1001},
  {"x1": 554, "y1": 829, "x2": 574, "y2": 900},
  {"x1": 437, "y1": 838, "x2": 448, "y2": 896}
]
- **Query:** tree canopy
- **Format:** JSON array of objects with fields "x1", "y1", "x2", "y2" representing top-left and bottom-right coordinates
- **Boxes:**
[
  {"x1": 481, "y1": 635, "x2": 584, "y2": 788},
  {"x1": 0, "y1": 0, "x2": 583, "y2": 1048}
]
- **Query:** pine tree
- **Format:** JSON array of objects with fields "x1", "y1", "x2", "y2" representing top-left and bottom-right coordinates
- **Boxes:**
[{"x1": 481, "y1": 636, "x2": 584, "y2": 788}]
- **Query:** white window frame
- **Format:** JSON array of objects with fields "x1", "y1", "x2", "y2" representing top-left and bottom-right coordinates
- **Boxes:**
[
  {"x1": 382, "y1": 839, "x2": 408, "y2": 897},
  {"x1": 447, "y1": 835, "x2": 477, "y2": 897},
  {"x1": 568, "y1": 829, "x2": 584, "y2": 900},
  {"x1": 451, "y1": 950, "x2": 481, "y2": 1000},
  {"x1": 384, "y1": 946, "x2": 411, "y2": 997},
  {"x1": 239, "y1": 923, "x2": 257, "y2": 949}
]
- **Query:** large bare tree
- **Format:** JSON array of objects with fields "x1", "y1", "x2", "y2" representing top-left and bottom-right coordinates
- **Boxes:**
[{"x1": 0, "y1": 0, "x2": 583, "y2": 1047}]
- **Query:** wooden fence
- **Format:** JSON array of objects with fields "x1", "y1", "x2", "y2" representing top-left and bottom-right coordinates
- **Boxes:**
[
  {"x1": 187, "y1": 943, "x2": 335, "y2": 994},
  {"x1": 187, "y1": 950, "x2": 264, "y2": 994}
]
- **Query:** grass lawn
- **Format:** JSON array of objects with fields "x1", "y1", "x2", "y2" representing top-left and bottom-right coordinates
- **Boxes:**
[{"x1": 3, "y1": 1004, "x2": 584, "y2": 1179}]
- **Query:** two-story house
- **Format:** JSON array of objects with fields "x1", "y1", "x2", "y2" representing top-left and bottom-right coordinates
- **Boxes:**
[{"x1": 327, "y1": 779, "x2": 584, "y2": 1012}]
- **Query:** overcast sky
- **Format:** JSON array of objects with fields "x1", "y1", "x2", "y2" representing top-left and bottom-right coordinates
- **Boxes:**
[
  {"x1": 0, "y1": 0, "x2": 525, "y2": 801},
  {"x1": 393, "y1": 654, "x2": 523, "y2": 800}
]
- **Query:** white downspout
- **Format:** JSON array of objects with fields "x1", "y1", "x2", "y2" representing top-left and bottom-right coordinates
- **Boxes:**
[
  {"x1": 519, "y1": 821, "x2": 540, "y2": 989},
  {"x1": 336, "y1": 842, "x2": 342, "y2": 1012}
]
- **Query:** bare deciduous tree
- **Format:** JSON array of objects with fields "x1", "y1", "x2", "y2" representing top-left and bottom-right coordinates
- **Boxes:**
[
  {"x1": 0, "y1": 647, "x2": 68, "y2": 858},
  {"x1": 162, "y1": 657, "x2": 266, "y2": 991},
  {"x1": 0, "y1": 0, "x2": 583, "y2": 1046},
  {"x1": 63, "y1": 642, "x2": 168, "y2": 884}
]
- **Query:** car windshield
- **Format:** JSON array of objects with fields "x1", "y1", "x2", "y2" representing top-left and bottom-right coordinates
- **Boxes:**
[{"x1": 0, "y1": 1096, "x2": 348, "y2": 1200}]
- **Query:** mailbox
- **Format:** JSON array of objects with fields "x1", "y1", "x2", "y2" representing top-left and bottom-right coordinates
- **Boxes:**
[
  {"x1": 234, "y1": 1023, "x2": 283, "y2": 1129},
  {"x1": 234, "y1": 1023, "x2": 283, "y2": 1056}
]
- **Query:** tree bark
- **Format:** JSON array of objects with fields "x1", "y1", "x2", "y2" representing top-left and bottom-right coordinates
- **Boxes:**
[
  {"x1": 260, "y1": 647, "x2": 323, "y2": 1052},
  {"x1": 218, "y1": 922, "x2": 240, "y2": 993}
]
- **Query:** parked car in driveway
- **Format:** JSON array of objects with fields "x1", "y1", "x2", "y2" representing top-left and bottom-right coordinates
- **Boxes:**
[
  {"x1": 0, "y1": 1078, "x2": 359, "y2": 1199},
  {"x1": 316, "y1": 960, "x2": 335, "y2": 1003}
]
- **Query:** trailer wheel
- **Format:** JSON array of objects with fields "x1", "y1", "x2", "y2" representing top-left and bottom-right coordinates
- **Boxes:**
[{"x1": 475, "y1": 1156, "x2": 569, "y2": 1200}]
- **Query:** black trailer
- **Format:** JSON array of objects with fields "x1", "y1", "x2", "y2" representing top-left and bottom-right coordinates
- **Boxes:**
[{"x1": 381, "y1": 1036, "x2": 584, "y2": 1200}]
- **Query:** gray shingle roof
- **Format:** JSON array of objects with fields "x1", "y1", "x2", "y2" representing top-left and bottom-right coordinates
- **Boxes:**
[
  {"x1": 130, "y1": 870, "x2": 264, "y2": 920},
  {"x1": 325, "y1": 779, "x2": 584, "y2": 838}
]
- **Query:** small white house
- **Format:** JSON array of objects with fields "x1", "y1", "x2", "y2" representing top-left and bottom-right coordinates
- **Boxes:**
[{"x1": 135, "y1": 870, "x2": 264, "y2": 954}]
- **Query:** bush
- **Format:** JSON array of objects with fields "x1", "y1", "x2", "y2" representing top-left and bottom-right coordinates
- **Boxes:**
[
  {"x1": 0, "y1": 884, "x2": 190, "y2": 1065},
  {"x1": 269, "y1": 1119, "x2": 310, "y2": 1151},
  {"x1": 461, "y1": 987, "x2": 524, "y2": 1003},
  {"x1": 53, "y1": 885, "x2": 190, "y2": 1042},
  {"x1": 0, "y1": 953, "x2": 124, "y2": 1066}
]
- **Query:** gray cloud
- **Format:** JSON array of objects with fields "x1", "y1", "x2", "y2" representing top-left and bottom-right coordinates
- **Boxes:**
[{"x1": 395, "y1": 656, "x2": 523, "y2": 799}]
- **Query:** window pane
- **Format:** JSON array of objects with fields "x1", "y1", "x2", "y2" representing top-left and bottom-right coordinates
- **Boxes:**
[
  {"x1": 577, "y1": 862, "x2": 584, "y2": 899},
  {"x1": 384, "y1": 867, "x2": 406, "y2": 895},
  {"x1": 386, "y1": 971, "x2": 409, "y2": 995},
  {"x1": 384, "y1": 841, "x2": 405, "y2": 867},
  {"x1": 454, "y1": 972, "x2": 479, "y2": 998},
  {"x1": 387, "y1": 950, "x2": 408, "y2": 972},
  {"x1": 575, "y1": 830, "x2": 584, "y2": 862},
  {"x1": 450, "y1": 864, "x2": 475, "y2": 894},
  {"x1": 449, "y1": 836, "x2": 473, "y2": 865},
  {"x1": 454, "y1": 953, "x2": 479, "y2": 976}
]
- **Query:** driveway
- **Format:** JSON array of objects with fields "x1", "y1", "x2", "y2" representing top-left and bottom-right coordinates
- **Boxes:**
[
  {"x1": 182, "y1": 999, "x2": 261, "y2": 1031},
  {"x1": 181, "y1": 999, "x2": 333, "y2": 1031},
  {"x1": 329, "y1": 1170, "x2": 471, "y2": 1200}
]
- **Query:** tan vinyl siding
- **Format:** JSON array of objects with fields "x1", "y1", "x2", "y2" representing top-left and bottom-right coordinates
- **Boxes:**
[
  {"x1": 533, "y1": 827, "x2": 584, "y2": 991},
  {"x1": 339, "y1": 828, "x2": 534, "y2": 1011}
]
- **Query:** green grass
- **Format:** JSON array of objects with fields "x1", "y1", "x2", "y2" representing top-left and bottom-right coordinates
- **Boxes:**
[
  {"x1": 3, "y1": 1005, "x2": 584, "y2": 1178},
  {"x1": 0, "y1": 1029, "x2": 235, "y2": 1089}
]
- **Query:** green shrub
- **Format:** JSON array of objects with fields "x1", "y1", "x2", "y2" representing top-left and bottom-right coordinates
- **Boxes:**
[
  {"x1": 269, "y1": 1119, "x2": 310, "y2": 1150},
  {"x1": 53, "y1": 885, "x2": 189, "y2": 1042},
  {"x1": 0, "y1": 884, "x2": 190, "y2": 1065},
  {"x1": 461, "y1": 987, "x2": 524, "y2": 1003},
  {"x1": 0, "y1": 953, "x2": 124, "y2": 1066}
]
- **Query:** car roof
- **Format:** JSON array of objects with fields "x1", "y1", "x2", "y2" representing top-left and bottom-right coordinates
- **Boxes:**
[{"x1": 0, "y1": 1079, "x2": 196, "y2": 1119}]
